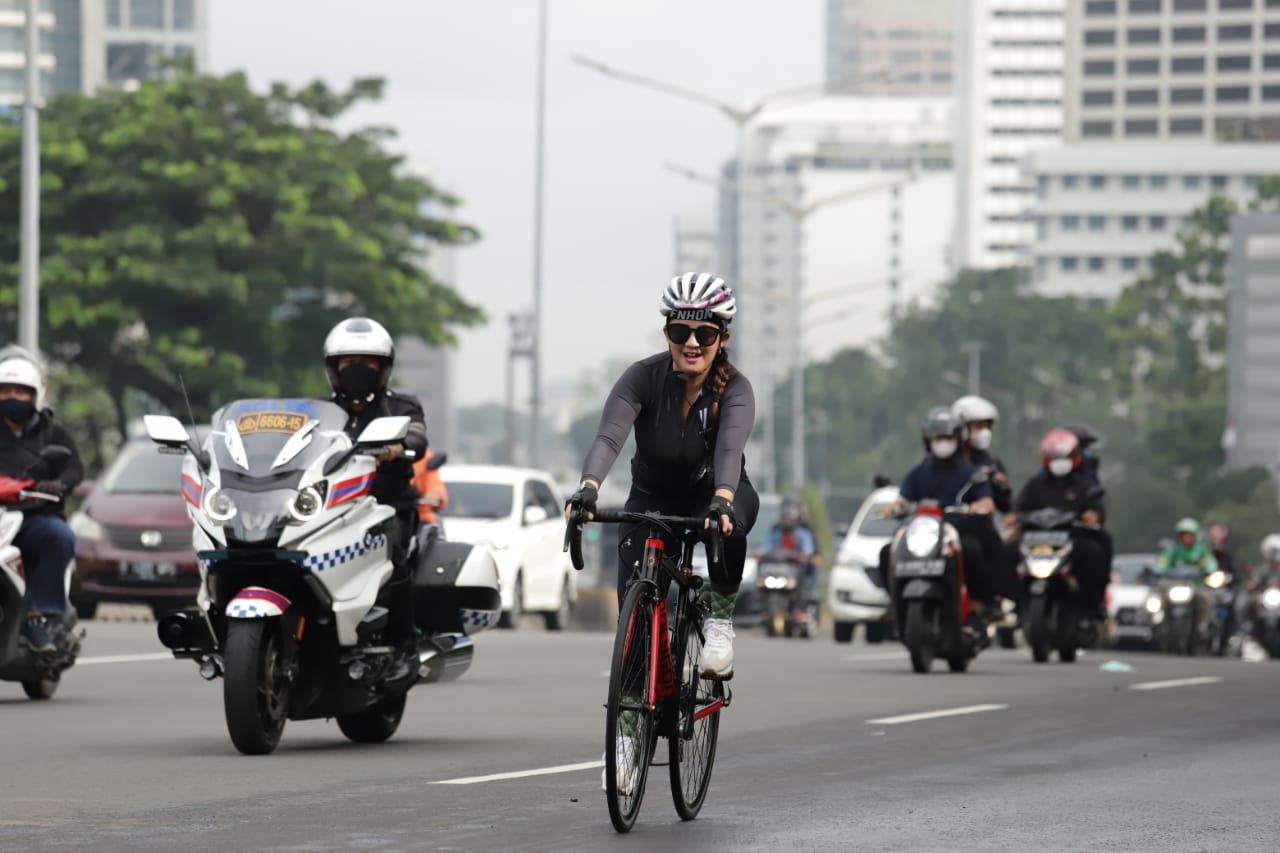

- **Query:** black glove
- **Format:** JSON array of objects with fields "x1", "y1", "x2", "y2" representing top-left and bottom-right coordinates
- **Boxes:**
[
  {"x1": 33, "y1": 480, "x2": 65, "y2": 499},
  {"x1": 567, "y1": 482, "x2": 598, "y2": 516},
  {"x1": 705, "y1": 494, "x2": 735, "y2": 530}
]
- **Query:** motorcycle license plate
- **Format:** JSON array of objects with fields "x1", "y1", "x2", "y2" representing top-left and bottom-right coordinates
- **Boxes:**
[
  {"x1": 119, "y1": 561, "x2": 177, "y2": 581},
  {"x1": 896, "y1": 559, "x2": 946, "y2": 577},
  {"x1": 1023, "y1": 531, "x2": 1070, "y2": 547}
]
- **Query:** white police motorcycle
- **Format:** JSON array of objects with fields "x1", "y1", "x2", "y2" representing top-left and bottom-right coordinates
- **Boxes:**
[{"x1": 146, "y1": 399, "x2": 501, "y2": 755}]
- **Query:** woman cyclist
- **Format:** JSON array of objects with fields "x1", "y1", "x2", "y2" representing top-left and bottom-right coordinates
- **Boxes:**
[{"x1": 567, "y1": 272, "x2": 759, "y2": 682}]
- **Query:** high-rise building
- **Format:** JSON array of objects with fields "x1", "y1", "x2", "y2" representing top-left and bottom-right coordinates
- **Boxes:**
[
  {"x1": 1026, "y1": 141, "x2": 1279, "y2": 298},
  {"x1": 672, "y1": 213, "x2": 718, "y2": 277},
  {"x1": 0, "y1": 1, "x2": 56, "y2": 106},
  {"x1": 825, "y1": 0, "x2": 954, "y2": 94},
  {"x1": 1063, "y1": 0, "x2": 1280, "y2": 144},
  {"x1": 1226, "y1": 211, "x2": 1280, "y2": 476},
  {"x1": 953, "y1": 0, "x2": 1067, "y2": 271},
  {"x1": 85, "y1": 0, "x2": 208, "y2": 91}
]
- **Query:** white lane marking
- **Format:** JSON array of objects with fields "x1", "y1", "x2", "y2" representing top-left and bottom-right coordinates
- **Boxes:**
[
  {"x1": 77, "y1": 653, "x2": 174, "y2": 666},
  {"x1": 867, "y1": 703, "x2": 1009, "y2": 726},
  {"x1": 433, "y1": 760, "x2": 603, "y2": 786},
  {"x1": 1129, "y1": 676, "x2": 1223, "y2": 691}
]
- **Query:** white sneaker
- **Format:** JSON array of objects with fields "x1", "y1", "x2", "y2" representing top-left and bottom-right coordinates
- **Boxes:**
[
  {"x1": 602, "y1": 735, "x2": 639, "y2": 794},
  {"x1": 699, "y1": 617, "x2": 735, "y2": 680}
]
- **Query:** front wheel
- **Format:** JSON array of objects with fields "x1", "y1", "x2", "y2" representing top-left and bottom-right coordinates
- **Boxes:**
[
  {"x1": 605, "y1": 582, "x2": 658, "y2": 833},
  {"x1": 498, "y1": 574, "x2": 523, "y2": 629},
  {"x1": 669, "y1": 607, "x2": 722, "y2": 821},
  {"x1": 337, "y1": 691, "x2": 407, "y2": 744},
  {"x1": 864, "y1": 622, "x2": 888, "y2": 644},
  {"x1": 223, "y1": 619, "x2": 291, "y2": 755},
  {"x1": 1026, "y1": 596, "x2": 1052, "y2": 664},
  {"x1": 833, "y1": 621, "x2": 855, "y2": 643},
  {"x1": 22, "y1": 675, "x2": 59, "y2": 700},
  {"x1": 904, "y1": 600, "x2": 935, "y2": 674}
]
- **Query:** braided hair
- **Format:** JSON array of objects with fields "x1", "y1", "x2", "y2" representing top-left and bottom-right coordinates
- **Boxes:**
[{"x1": 706, "y1": 346, "x2": 738, "y2": 428}]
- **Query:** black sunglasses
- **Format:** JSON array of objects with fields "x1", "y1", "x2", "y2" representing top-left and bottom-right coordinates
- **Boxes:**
[{"x1": 665, "y1": 323, "x2": 722, "y2": 346}]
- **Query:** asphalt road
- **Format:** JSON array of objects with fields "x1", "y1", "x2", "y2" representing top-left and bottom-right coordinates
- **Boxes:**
[{"x1": 0, "y1": 621, "x2": 1276, "y2": 852}]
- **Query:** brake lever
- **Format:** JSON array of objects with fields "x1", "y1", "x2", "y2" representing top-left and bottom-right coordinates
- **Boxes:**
[{"x1": 563, "y1": 509, "x2": 585, "y2": 570}]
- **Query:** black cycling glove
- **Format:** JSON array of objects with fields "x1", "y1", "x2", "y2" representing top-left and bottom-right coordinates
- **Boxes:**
[
  {"x1": 705, "y1": 494, "x2": 735, "y2": 529},
  {"x1": 568, "y1": 482, "x2": 598, "y2": 516}
]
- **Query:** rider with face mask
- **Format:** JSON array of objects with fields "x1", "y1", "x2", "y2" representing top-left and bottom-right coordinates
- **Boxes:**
[
  {"x1": 0, "y1": 355, "x2": 84, "y2": 653},
  {"x1": 953, "y1": 396, "x2": 1011, "y2": 513},
  {"x1": 882, "y1": 406, "x2": 998, "y2": 624},
  {"x1": 323, "y1": 318, "x2": 428, "y2": 672},
  {"x1": 1012, "y1": 428, "x2": 1110, "y2": 618},
  {"x1": 766, "y1": 498, "x2": 818, "y2": 601}
]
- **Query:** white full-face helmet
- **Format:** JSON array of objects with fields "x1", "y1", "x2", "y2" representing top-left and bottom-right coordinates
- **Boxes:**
[
  {"x1": 0, "y1": 356, "x2": 45, "y2": 409},
  {"x1": 323, "y1": 317, "x2": 395, "y2": 403}
]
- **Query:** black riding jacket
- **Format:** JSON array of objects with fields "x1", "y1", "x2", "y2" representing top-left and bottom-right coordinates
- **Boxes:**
[{"x1": 335, "y1": 390, "x2": 428, "y2": 512}]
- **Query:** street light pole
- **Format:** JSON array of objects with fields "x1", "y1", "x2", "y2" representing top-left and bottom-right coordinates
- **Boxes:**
[
  {"x1": 18, "y1": 0, "x2": 40, "y2": 351},
  {"x1": 528, "y1": 0, "x2": 548, "y2": 468},
  {"x1": 961, "y1": 341, "x2": 986, "y2": 395}
]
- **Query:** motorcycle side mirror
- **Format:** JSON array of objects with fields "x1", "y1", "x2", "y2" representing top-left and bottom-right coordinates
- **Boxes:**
[
  {"x1": 39, "y1": 445, "x2": 72, "y2": 464},
  {"x1": 1086, "y1": 486, "x2": 1106, "y2": 501},
  {"x1": 872, "y1": 474, "x2": 892, "y2": 488},
  {"x1": 969, "y1": 471, "x2": 990, "y2": 485},
  {"x1": 144, "y1": 414, "x2": 191, "y2": 447},
  {"x1": 427, "y1": 452, "x2": 448, "y2": 470},
  {"x1": 355, "y1": 415, "x2": 410, "y2": 448}
]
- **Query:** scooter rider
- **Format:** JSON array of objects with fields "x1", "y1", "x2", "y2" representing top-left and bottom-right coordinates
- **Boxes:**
[
  {"x1": 323, "y1": 318, "x2": 428, "y2": 673},
  {"x1": 1011, "y1": 428, "x2": 1110, "y2": 620},
  {"x1": 953, "y1": 395, "x2": 1012, "y2": 513},
  {"x1": 0, "y1": 355, "x2": 84, "y2": 653},
  {"x1": 881, "y1": 406, "x2": 999, "y2": 627},
  {"x1": 765, "y1": 498, "x2": 818, "y2": 602}
]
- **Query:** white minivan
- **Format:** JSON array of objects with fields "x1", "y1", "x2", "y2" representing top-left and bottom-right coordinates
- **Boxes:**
[
  {"x1": 438, "y1": 465, "x2": 577, "y2": 630},
  {"x1": 828, "y1": 486, "x2": 900, "y2": 643}
]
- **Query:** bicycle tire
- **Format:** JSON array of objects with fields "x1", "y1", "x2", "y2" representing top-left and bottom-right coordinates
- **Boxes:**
[
  {"x1": 668, "y1": 597, "x2": 722, "y2": 820},
  {"x1": 605, "y1": 580, "x2": 659, "y2": 833}
]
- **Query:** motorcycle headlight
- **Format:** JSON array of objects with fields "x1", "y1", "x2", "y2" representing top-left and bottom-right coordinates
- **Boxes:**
[
  {"x1": 1263, "y1": 588, "x2": 1280, "y2": 610},
  {"x1": 905, "y1": 518, "x2": 940, "y2": 558},
  {"x1": 1145, "y1": 596, "x2": 1162, "y2": 613},
  {"x1": 1168, "y1": 585, "x2": 1194, "y2": 604},
  {"x1": 1205, "y1": 570, "x2": 1226, "y2": 589},
  {"x1": 1028, "y1": 558, "x2": 1057, "y2": 580},
  {"x1": 289, "y1": 487, "x2": 324, "y2": 523},
  {"x1": 202, "y1": 486, "x2": 237, "y2": 523}
]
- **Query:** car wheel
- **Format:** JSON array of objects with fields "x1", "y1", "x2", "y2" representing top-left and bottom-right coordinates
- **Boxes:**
[
  {"x1": 544, "y1": 577, "x2": 572, "y2": 631},
  {"x1": 834, "y1": 621, "x2": 854, "y2": 643},
  {"x1": 73, "y1": 596, "x2": 99, "y2": 621},
  {"x1": 498, "y1": 573, "x2": 523, "y2": 629},
  {"x1": 864, "y1": 622, "x2": 888, "y2": 644}
]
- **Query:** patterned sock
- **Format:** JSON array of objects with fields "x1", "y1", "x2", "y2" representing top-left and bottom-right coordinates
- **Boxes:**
[
  {"x1": 618, "y1": 700, "x2": 639, "y2": 737},
  {"x1": 708, "y1": 590, "x2": 737, "y2": 621}
]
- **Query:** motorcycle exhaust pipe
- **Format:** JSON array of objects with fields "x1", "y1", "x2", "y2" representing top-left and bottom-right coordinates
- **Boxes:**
[
  {"x1": 156, "y1": 609, "x2": 216, "y2": 653},
  {"x1": 418, "y1": 633, "x2": 473, "y2": 684}
]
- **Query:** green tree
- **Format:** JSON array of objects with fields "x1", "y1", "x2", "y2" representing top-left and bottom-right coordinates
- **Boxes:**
[{"x1": 0, "y1": 63, "x2": 482, "y2": 434}]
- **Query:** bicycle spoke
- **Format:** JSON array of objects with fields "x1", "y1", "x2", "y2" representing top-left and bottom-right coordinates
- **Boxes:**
[
  {"x1": 669, "y1": 603, "x2": 721, "y2": 820},
  {"x1": 606, "y1": 583, "x2": 658, "y2": 833}
]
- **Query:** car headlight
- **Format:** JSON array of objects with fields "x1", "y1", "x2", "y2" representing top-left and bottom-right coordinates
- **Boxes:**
[
  {"x1": 1205, "y1": 570, "x2": 1226, "y2": 589},
  {"x1": 289, "y1": 487, "x2": 324, "y2": 523},
  {"x1": 202, "y1": 486, "x2": 237, "y2": 523},
  {"x1": 1028, "y1": 558, "x2": 1057, "y2": 580},
  {"x1": 69, "y1": 510, "x2": 102, "y2": 541},
  {"x1": 1167, "y1": 585, "x2": 1194, "y2": 604},
  {"x1": 1145, "y1": 596, "x2": 1162, "y2": 613},
  {"x1": 1263, "y1": 588, "x2": 1280, "y2": 610},
  {"x1": 904, "y1": 518, "x2": 940, "y2": 558}
]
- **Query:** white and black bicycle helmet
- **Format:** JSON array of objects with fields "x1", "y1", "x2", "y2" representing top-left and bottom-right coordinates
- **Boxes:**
[{"x1": 660, "y1": 272, "x2": 737, "y2": 325}]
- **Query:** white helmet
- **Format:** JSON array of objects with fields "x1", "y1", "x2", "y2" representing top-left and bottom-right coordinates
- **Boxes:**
[
  {"x1": 323, "y1": 318, "x2": 395, "y2": 397},
  {"x1": 1262, "y1": 533, "x2": 1280, "y2": 561},
  {"x1": 0, "y1": 357, "x2": 45, "y2": 409},
  {"x1": 953, "y1": 395, "x2": 999, "y2": 424},
  {"x1": 660, "y1": 272, "x2": 737, "y2": 323}
]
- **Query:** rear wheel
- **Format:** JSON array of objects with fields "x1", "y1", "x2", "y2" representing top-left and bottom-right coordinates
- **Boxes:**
[
  {"x1": 337, "y1": 691, "x2": 407, "y2": 744},
  {"x1": 1057, "y1": 599, "x2": 1078, "y2": 663},
  {"x1": 833, "y1": 621, "x2": 855, "y2": 643},
  {"x1": 996, "y1": 627, "x2": 1017, "y2": 649},
  {"x1": 1027, "y1": 596, "x2": 1052, "y2": 664},
  {"x1": 21, "y1": 675, "x2": 59, "y2": 700},
  {"x1": 669, "y1": 607, "x2": 722, "y2": 821},
  {"x1": 498, "y1": 574, "x2": 524, "y2": 629},
  {"x1": 904, "y1": 600, "x2": 935, "y2": 674},
  {"x1": 605, "y1": 582, "x2": 658, "y2": 834},
  {"x1": 223, "y1": 619, "x2": 291, "y2": 755},
  {"x1": 72, "y1": 596, "x2": 98, "y2": 621},
  {"x1": 946, "y1": 655, "x2": 970, "y2": 673},
  {"x1": 543, "y1": 577, "x2": 573, "y2": 631}
]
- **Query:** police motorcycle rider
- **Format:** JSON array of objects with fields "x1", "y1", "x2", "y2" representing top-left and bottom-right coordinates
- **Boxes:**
[
  {"x1": 0, "y1": 354, "x2": 84, "y2": 653},
  {"x1": 1009, "y1": 428, "x2": 1110, "y2": 621},
  {"x1": 880, "y1": 406, "x2": 1000, "y2": 632},
  {"x1": 323, "y1": 318, "x2": 429, "y2": 679}
]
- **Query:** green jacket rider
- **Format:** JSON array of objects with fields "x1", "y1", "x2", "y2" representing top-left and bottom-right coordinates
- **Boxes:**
[{"x1": 1156, "y1": 518, "x2": 1218, "y2": 579}]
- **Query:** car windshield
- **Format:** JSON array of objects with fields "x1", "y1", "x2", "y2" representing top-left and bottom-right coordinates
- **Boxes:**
[
  {"x1": 857, "y1": 503, "x2": 900, "y2": 537},
  {"x1": 441, "y1": 482, "x2": 514, "y2": 520},
  {"x1": 747, "y1": 501, "x2": 783, "y2": 550},
  {"x1": 1114, "y1": 555, "x2": 1156, "y2": 584},
  {"x1": 100, "y1": 443, "x2": 184, "y2": 494}
]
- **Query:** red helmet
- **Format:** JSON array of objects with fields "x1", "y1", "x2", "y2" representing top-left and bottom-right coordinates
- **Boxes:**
[{"x1": 1040, "y1": 428, "x2": 1080, "y2": 472}]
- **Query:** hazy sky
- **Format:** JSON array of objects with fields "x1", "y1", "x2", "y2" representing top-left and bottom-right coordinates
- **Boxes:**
[{"x1": 208, "y1": 0, "x2": 823, "y2": 406}]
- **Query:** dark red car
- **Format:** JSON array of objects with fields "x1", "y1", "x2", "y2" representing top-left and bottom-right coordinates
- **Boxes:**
[{"x1": 70, "y1": 438, "x2": 198, "y2": 619}]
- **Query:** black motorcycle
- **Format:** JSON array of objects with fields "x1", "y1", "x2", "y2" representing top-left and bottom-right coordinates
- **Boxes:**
[
  {"x1": 754, "y1": 549, "x2": 818, "y2": 639},
  {"x1": 1147, "y1": 566, "x2": 1215, "y2": 656},
  {"x1": 1016, "y1": 507, "x2": 1101, "y2": 664}
]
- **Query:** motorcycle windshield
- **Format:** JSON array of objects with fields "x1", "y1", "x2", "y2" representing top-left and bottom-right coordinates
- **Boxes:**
[
  {"x1": 1020, "y1": 508, "x2": 1077, "y2": 529},
  {"x1": 209, "y1": 399, "x2": 350, "y2": 487}
]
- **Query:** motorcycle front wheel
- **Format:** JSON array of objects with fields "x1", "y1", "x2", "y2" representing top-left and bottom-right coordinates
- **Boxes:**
[
  {"x1": 1026, "y1": 596, "x2": 1052, "y2": 664},
  {"x1": 904, "y1": 600, "x2": 935, "y2": 674},
  {"x1": 224, "y1": 619, "x2": 291, "y2": 755}
]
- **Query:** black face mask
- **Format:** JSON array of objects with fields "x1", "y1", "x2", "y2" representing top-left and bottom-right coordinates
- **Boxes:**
[
  {"x1": 0, "y1": 398, "x2": 35, "y2": 424},
  {"x1": 337, "y1": 364, "x2": 381, "y2": 401}
]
